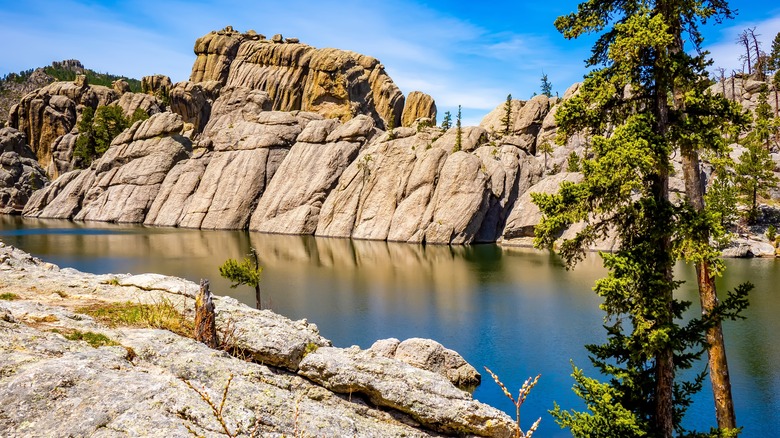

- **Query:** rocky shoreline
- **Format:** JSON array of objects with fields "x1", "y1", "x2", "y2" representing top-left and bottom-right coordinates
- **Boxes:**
[{"x1": 0, "y1": 241, "x2": 515, "y2": 437}]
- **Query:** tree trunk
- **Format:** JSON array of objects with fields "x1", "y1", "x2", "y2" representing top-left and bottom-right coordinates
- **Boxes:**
[
  {"x1": 252, "y1": 249, "x2": 262, "y2": 310},
  {"x1": 195, "y1": 279, "x2": 218, "y2": 349},
  {"x1": 681, "y1": 148, "x2": 738, "y2": 430}
]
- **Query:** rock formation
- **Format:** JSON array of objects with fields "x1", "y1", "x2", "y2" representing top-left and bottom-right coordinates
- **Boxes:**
[
  {"x1": 24, "y1": 112, "x2": 190, "y2": 221},
  {"x1": 401, "y1": 91, "x2": 437, "y2": 127},
  {"x1": 0, "y1": 128, "x2": 49, "y2": 214},
  {"x1": 190, "y1": 26, "x2": 405, "y2": 130}
]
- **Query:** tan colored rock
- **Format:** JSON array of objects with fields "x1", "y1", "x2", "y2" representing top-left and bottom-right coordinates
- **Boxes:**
[
  {"x1": 191, "y1": 29, "x2": 404, "y2": 129},
  {"x1": 480, "y1": 95, "x2": 551, "y2": 154},
  {"x1": 249, "y1": 118, "x2": 361, "y2": 234},
  {"x1": 113, "y1": 92, "x2": 162, "y2": 120},
  {"x1": 9, "y1": 79, "x2": 119, "y2": 174},
  {"x1": 140, "y1": 74, "x2": 173, "y2": 99},
  {"x1": 401, "y1": 91, "x2": 437, "y2": 127},
  {"x1": 168, "y1": 80, "x2": 222, "y2": 133},
  {"x1": 502, "y1": 172, "x2": 583, "y2": 243},
  {"x1": 23, "y1": 169, "x2": 95, "y2": 219},
  {"x1": 431, "y1": 126, "x2": 488, "y2": 152},
  {"x1": 112, "y1": 79, "x2": 130, "y2": 94}
]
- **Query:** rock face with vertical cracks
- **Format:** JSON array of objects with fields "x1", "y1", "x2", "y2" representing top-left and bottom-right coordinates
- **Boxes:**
[
  {"x1": 24, "y1": 112, "x2": 190, "y2": 222},
  {"x1": 189, "y1": 27, "x2": 404, "y2": 130}
]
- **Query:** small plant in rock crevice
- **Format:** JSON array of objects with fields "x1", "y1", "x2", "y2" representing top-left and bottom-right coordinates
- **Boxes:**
[{"x1": 484, "y1": 366, "x2": 541, "y2": 438}]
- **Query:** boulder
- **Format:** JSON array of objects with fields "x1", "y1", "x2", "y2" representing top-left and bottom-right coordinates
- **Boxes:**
[
  {"x1": 298, "y1": 346, "x2": 515, "y2": 437},
  {"x1": 113, "y1": 92, "x2": 162, "y2": 120},
  {"x1": 401, "y1": 91, "x2": 437, "y2": 127},
  {"x1": 140, "y1": 74, "x2": 173, "y2": 99},
  {"x1": 168, "y1": 80, "x2": 222, "y2": 134},
  {"x1": 189, "y1": 27, "x2": 245, "y2": 84},
  {"x1": 369, "y1": 338, "x2": 481, "y2": 390}
]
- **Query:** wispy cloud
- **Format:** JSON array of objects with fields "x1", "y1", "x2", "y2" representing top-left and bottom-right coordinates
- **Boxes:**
[
  {"x1": 705, "y1": 13, "x2": 780, "y2": 74},
  {"x1": 1, "y1": 0, "x2": 586, "y2": 125}
]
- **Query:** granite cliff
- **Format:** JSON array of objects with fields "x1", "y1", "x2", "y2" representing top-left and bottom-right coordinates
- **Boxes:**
[{"x1": 5, "y1": 27, "x2": 780, "y2": 253}]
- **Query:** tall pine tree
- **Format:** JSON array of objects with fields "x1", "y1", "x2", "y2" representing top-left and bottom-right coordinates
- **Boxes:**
[{"x1": 534, "y1": 1, "x2": 750, "y2": 436}]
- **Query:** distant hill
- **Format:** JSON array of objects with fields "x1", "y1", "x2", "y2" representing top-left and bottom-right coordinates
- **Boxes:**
[{"x1": 0, "y1": 60, "x2": 141, "y2": 125}]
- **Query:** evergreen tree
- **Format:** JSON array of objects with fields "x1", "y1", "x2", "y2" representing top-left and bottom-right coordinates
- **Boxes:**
[
  {"x1": 540, "y1": 73, "x2": 553, "y2": 98},
  {"x1": 501, "y1": 94, "x2": 513, "y2": 136},
  {"x1": 538, "y1": 141, "x2": 553, "y2": 174},
  {"x1": 736, "y1": 140, "x2": 778, "y2": 223},
  {"x1": 770, "y1": 32, "x2": 780, "y2": 73},
  {"x1": 74, "y1": 105, "x2": 130, "y2": 167},
  {"x1": 534, "y1": 2, "x2": 750, "y2": 436},
  {"x1": 219, "y1": 249, "x2": 263, "y2": 309},
  {"x1": 454, "y1": 105, "x2": 462, "y2": 152},
  {"x1": 441, "y1": 111, "x2": 452, "y2": 130}
]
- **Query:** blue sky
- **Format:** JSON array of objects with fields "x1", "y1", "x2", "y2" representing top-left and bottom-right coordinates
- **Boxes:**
[{"x1": 2, "y1": 0, "x2": 779, "y2": 125}]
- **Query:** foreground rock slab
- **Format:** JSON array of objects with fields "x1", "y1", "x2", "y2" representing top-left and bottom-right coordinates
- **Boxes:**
[{"x1": 0, "y1": 241, "x2": 512, "y2": 437}]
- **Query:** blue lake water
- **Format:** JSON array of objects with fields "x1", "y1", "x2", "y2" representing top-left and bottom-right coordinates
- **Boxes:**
[{"x1": 1, "y1": 215, "x2": 778, "y2": 437}]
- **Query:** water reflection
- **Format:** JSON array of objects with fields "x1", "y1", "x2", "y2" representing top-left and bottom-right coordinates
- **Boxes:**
[{"x1": 0, "y1": 215, "x2": 777, "y2": 437}]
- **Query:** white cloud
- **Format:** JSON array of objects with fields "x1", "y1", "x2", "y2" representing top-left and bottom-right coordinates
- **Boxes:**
[{"x1": 705, "y1": 14, "x2": 780, "y2": 74}]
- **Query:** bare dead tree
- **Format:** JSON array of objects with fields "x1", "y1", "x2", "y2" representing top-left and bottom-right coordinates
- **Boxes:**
[
  {"x1": 748, "y1": 27, "x2": 766, "y2": 80},
  {"x1": 716, "y1": 67, "x2": 727, "y2": 98},
  {"x1": 737, "y1": 29, "x2": 753, "y2": 76}
]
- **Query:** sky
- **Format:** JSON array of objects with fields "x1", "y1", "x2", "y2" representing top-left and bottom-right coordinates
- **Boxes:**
[{"x1": 2, "y1": 0, "x2": 779, "y2": 126}]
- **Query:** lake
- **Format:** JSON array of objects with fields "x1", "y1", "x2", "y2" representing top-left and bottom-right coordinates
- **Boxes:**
[{"x1": 1, "y1": 215, "x2": 777, "y2": 437}]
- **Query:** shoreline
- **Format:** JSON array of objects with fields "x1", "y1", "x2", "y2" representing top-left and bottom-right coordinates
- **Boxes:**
[{"x1": 0, "y1": 240, "x2": 516, "y2": 437}]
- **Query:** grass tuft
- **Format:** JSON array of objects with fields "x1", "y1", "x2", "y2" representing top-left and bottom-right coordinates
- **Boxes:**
[
  {"x1": 0, "y1": 292, "x2": 20, "y2": 300},
  {"x1": 77, "y1": 298, "x2": 193, "y2": 337},
  {"x1": 54, "y1": 329, "x2": 119, "y2": 348}
]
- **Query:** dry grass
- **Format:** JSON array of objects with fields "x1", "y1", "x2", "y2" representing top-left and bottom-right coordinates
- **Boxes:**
[
  {"x1": 77, "y1": 297, "x2": 193, "y2": 337},
  {"x1": 484, "y1": 366, "x2": 542, "y2": 438}
]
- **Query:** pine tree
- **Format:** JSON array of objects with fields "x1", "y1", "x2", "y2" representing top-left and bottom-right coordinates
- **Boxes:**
[
  {"x1": 440, "y1": 111, "x2": 452, "y2": 130},
  {"x1": 769, "y1": 32, "x2": 780, "y2": 73},
  {"x1": 540, "y1": 73, "x2": 553, "y2": 98},
  {"x1": 735, "y1": 140, "x2": 777, "y2": 222},
  {"x1": 501, "y1": 94, "x2": 513, "y2": 136},
  {"x1": 453, "y1": 105, "x2": 462, "y2": 152},
  {"x1": 534, "y1": 2, "x2": 750, "y2": 436},
  {"x1": 219, "y1": 249, "x2": 263, "y2": 309}
]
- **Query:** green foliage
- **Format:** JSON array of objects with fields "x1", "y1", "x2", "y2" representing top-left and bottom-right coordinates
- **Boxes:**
[
  {"x1": 453, "y1": 105, "x2": 462, "y2": 153},
  {"x1": 440, "y1": 111, "x2": 452, "y2": 130},
  {"x1": 60, "y1": 330, "x2": 119, "y2": 348},
  {"x1": 74, "y1": 105, "x2": 130, "y2": 167},
  {"x1": 705, "y1": 171, "x2": 740, "y2": 230},
  {"x1": 130, "y1": 107, "x2": 150, "y2": 125},
  {"x1": 769, "y1": 32, "x2": 780, "y2": 73},
  {"x1": 0, "y1": 292, "x2": 20, "y2": 300},
  {"x1": 550, "y1": 366, "x2": 647, "y2": 438},
  {"x1": 538, "y1": 141, "x2": 554, "y2": 173},
  {"x1": 501, "y1": 94, "x2": 513, "y2": 136},
  {"x1": 537, "y1": 1, "x2": 750, "y2": 436},
  {"x1": 219, "y1": 257, "x2": 262, "y2": 290},
  {"x1": 767, "y1": 224, "x2": 777, "y2": 242},
  {"x1": 540, "y1": 73, "x2": 553, "y2": 98},
  {"x1": 41, "y1": 65, "x2": 141, "y2": 92},
  {"x1": 735, "y1": 141, "x2": 778, "y2": 222},
  {"x1": 78, "y1": 299, "x2": 193, "y2": 338},
  {"x1": 219, "y1": 249, "x2": 263, "y2": 309},
  {"x1": 387, "y1": 114, "x2": 396, "y2": 140},
  {"x1": 566, "y1": 151, "x2": 581, "y2": 172}
]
